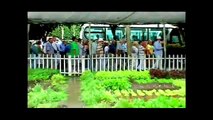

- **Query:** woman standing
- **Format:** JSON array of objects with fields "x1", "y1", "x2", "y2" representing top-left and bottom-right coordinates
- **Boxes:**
[
  {"x1": 137, "y1": 41, "x2": 146, "y2": 71},
  {"x1": 131, "y1": 41, "x2": 139, "y2": 70}
]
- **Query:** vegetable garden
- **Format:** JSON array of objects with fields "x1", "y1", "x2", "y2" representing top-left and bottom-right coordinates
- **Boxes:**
[
  {"x1": 80, "y1": 70, "x2": 185, "y2": 108},
  {"x1": 28, "y1": 69, "x2": 69, "y2": 108},
  {"x1": 28, "y1": 68, "x2": 186, "y2": 108}
]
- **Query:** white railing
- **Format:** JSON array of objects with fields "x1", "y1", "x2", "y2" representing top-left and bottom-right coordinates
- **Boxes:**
[{"x1": 28, "y1": 54, "x2": 186, "y2": 76}]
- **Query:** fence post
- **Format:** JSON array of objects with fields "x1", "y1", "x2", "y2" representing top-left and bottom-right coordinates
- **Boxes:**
[
  {"x1": 33, "y1": 54, "x2": 36, "y2": 69},
  {"x1": 177, "y1": 54, "x2": 179, "y2": 70},
  {"x1": 68, "y1": 55, "x2": 72, "y2": 76},
  {"x1": 29, "y1": 54, "x2": 31, "y2": 69},
  {"x1": 180, "y1": 54, "x2": 183, "y2": 70},
  {"x1": 144, "y1": 55, "x2": 146, "y2": 70},
  {"x1": 172, "y1": 54, "x2": 175, "y2": 70},
  {"x1": 82, "y1": 56, "x2": 85, "y2": 73},
  {"x1": 168, "y1": 55, "x2": 171, "y2": 71}
]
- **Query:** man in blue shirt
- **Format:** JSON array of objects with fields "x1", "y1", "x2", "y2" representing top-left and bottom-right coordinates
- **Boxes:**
[
  {"x1": 153, "y1": 37, "x2": 163, "y2": 69},
  {"x1": 59, "y1": 41, "x2": 67, "y2": 56}
]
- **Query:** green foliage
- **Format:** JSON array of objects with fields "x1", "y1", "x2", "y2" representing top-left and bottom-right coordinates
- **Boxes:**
[
  {"x1": 50, "y1": 24, "x2": 81, "y2": 40},
  {"x1": 80, "y1": 71, "x2": 186, "y2": 108},
  {"x1": 172, "y1": 79, "x2": 185, "y2": 88},
  {"x1": 144, "y1": 96, "x2": 185, "y2": 108},
  {"x1": 80, "y1": 70, "x2": 94, "y2": 81},
  {"x1": 134, "y1": 78, "x2": 173, "y2": 84},
  {"x1": 89, "y1": 101, "x2": 111, "y2": 108},
  {"x1": 28, "y1": 84, "x2": 68, "y2": 108},
  {"x1": 127, "y1": 70, "x2": 151, "y2": 81},
  {"x1": 51, "y1": 74, "x2": 67, "y2": 91},
  {"x1": 102, "y1": 79, "x2": 132, "y2": 91},
  {"x1": 81, "y1": 89, "x2": 105, "y2": 106},
  {"x1": 36, "y1": 102, "x2": 59, "y2": 108},
  {"x1": 113, "y1": 99, "x2": 134, "y2": 108},
  {"x1": 28, "y1": 69, "x2": 59, "y2": 81},
  {"x1": 135, "y1": 79, "x2": 155, "y2": 84},
  {"x1": 113, "y1": 96, "x2": 185, "y2": 108},
  {"x1": 94, "y1": 70, "x2": 151, "y2": 81},
  {"x1": 130, "y1": 99, "x2": 147, "y2": 108},
  {"x1": 101, "y1": 91, "x2": 117, "y2": 103},
  {"x1": 49, "y1": 26, "x2": 62, "y2": 38}
]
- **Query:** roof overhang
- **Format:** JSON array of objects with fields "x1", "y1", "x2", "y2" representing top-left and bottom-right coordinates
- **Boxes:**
[{"x1": 28, "y1": 12, "x2": 185, "y2": 24}]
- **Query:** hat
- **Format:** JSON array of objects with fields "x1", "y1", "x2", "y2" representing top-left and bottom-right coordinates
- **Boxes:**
[
  {"x1": 157, "y1": 36, "x2": 162, "y2": 39},
  {"x1": 98, "y1": 38, "x2": 104, "y2": 42}
]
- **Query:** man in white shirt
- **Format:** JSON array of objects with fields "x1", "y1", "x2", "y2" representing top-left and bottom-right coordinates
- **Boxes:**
[
  {"x1": 52, "y1": 37, "x2": 61, "y2": 69},
  {"x1": 91, "y1": 40, "x2": 97, "y2": 56},
  {"x1": 153, "y1": 37, "x2": 163, "y2": 69}
]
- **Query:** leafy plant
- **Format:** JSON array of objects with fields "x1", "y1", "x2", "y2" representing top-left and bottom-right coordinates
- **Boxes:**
[
  {"x1": 90, "y1": 101, "x2": 111, "y2": 108},
  {"x1": 80, "y1": 71, "x2": 185, "y2": 108},
  {"x1": 94, "y1": 70, "x2": 151, "y2": 81},
  {"x1": 50, "y1": 24, "x2": 81, "y2": 40},
  {"x1": 113, "y1": 99, "x2": 134, "y2": 108},
  {"x1": 28, "y1": 69, "x2": 59, "y2": 81},
  {"x1": 28, "y1": 84, "x2": 68, "y2": 108},
  {"x1": 81, "y1": 89, "x2": 107, "y2": 106},
  {"x1": 80, "y1": 70, "x2": 94, "y2": 81},
  {"x1": 121, "y1": 96, "x2": 186, "y2": 108},
  {"x1": 36, "y1": 102, "x2": 59, "y2": 108},
  {"x1": 102, "y1": 79, "x2": 132, "y2": 91},
  {"x1": 51, "y1": 74, "x2": 67, "y2": 91}
]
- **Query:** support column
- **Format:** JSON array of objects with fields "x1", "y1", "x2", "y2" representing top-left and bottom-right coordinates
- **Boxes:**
[
  {"x1": 88, "y1": 23, "x2": 92, "y2": 71},
  {"x1": 28, "y1": 24, "x2": 30, "y2": 56},
  {"x1": 61, "y1": 26, "x2": 64, "y2": 40},
  {"x1": 89, "y1": 23, "x2": 91, "y2": 55},
  {"x1": 163, "y1": 22, "x2": 167, "y2": 70},
  {"x1": 126, "y1": 25, "x2": 131, "y2": 56}
]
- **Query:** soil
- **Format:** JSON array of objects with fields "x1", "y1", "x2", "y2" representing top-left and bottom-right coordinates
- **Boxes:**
[{"x1": 132, "y1": 82, "x2": 181, "y2": 90}]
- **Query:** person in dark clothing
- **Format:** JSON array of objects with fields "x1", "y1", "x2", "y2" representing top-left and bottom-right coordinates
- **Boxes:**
[{"x1": 108, "y1": 40, "x2": 116, "y2": 55}]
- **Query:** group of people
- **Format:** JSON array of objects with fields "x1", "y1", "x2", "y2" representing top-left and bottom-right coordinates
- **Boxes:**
[
  {"x1": 29, "y1": 36, "x2": 164, "y2": 70},
  {"x1": 130, "y1": 36, "x2": 163, "y2": 70},
  {"x1": 30, "y1": 36, "x2": 89, "y2": 58}
]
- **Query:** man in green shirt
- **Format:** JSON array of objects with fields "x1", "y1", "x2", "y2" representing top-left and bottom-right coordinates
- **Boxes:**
[{"x1": 69, "y1": 36, "x2": 80, "y2": 58}]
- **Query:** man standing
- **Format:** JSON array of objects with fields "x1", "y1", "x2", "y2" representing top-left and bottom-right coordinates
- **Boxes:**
[
  {"x1": 153, "y1": 37, "x2": 163, "y2": 69},
  {"x1": 96, "y1": 38, "x2": 104, "y2": 71},
  {"x1": 69, "y1": 36, "x2": 80, "y2": 58},
  {"x1": 69, "y1": 36, "x2": 80, "y2": 72},
  {"x1": 45, "y1": 38, "x2": 55, "y2": 68},
  {"x1": 91, "y1": 40, "x2": 97, "y2": 56},
  {"x1": 52, "y1": 37, "x2": 61, "y2": 69}
]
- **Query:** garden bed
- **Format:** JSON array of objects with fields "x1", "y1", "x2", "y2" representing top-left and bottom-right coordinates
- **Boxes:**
[
  {"x1": 28, "y1": 69, "x2": 69, "y2": 108},
  {"x1": 28, "y1": 81, "x2": 52, "y2": 91},
  {"x1": 80, "y1": 70, "x2": 186, "y2": 108}
]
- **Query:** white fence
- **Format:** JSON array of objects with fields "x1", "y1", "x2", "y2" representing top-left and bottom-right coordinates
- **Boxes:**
[{"x1": 28, "y1": 54, "x2": 186, "y2": 76}]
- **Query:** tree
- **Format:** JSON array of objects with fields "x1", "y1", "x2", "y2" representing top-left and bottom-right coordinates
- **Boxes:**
[
  {"x1": 29, "y1": 23, "x2": 59, "y2": 42},
  {"x1": 50, "y1": 24, "x2": 81, "y2": 40}
]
